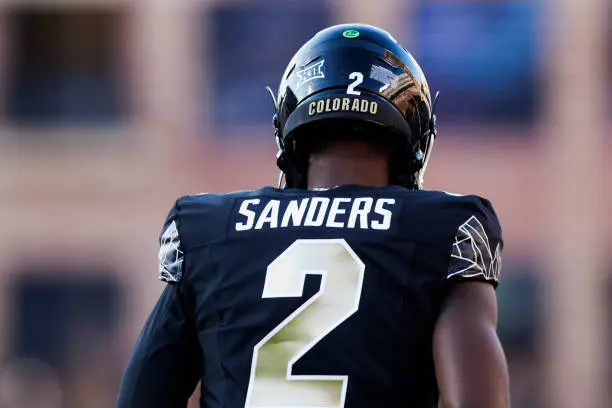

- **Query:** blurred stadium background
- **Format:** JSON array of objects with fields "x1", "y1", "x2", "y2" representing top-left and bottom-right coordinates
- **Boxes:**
[{"x1": 0, "y1": 0, "x2": 610, "y2": 407}]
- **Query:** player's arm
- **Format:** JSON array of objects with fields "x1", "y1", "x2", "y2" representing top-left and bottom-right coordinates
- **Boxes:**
[
  {"x1": 434, "y1": 281, "x2": 509, "y2": 408},
  {"x1": 434, "y1": 200, "x2": 509, "y2": 408},
  {"x1": 116, "y1": 203, "x2": 202, "y2": 408},
  {"x1": 116, "y1": 284, "x2": 201, "y2": 408}
]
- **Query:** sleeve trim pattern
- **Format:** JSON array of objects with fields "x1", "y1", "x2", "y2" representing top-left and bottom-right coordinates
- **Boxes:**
[
  {"x1": 447, "y1": 215, "x2": 502, "y2": 283},
  {"x1": 159, "y1": 220, "x2": 184, "y2": 283}
]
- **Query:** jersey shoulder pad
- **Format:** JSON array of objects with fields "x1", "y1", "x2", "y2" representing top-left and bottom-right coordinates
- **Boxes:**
[{"x1": 446, "y1": 194, "x2": 503, "y2": 286}]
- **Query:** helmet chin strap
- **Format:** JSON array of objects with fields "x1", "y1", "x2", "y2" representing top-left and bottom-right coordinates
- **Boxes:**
[
  {"x1": 417, "y1": 91, "x2": 440, "y2": 189},
  {"x1": 417, "y1": 135, "x2": 435, "y2": 189},
  {"x1": 267, "y1": 85, "x2": 287, "y2": 188},
  {"x1": 277, "y1": 172, "x2": 286, "y2": 188}
]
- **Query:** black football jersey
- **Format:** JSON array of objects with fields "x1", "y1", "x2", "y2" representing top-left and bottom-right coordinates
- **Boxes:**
[{"x1": 128, "y1": 185, "x2": 502, "y2": 408}]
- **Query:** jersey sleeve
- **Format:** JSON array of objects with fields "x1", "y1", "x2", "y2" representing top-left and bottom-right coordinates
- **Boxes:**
[
  {"x1": 116, "y1": 285, "x2": 201, "y2": 407},
  {"x1": 117, "y1": 199, "x2": 201, "y2": 407},
  {"x1": 447, "y1": 196, "x2": 503, "y2": 287},
  {"x1": 158, "y1": 200, "x2": 184, "y2": 283}
]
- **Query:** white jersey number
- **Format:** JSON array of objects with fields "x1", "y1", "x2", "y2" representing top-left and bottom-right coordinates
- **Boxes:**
[{"x1": 245, "y1": 239, "x2": 365, "y2": 408}]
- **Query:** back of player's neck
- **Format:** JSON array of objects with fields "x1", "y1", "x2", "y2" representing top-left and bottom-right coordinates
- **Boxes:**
[{"x1": 307, "y1": 154, "x2": 388, "y2": 190}]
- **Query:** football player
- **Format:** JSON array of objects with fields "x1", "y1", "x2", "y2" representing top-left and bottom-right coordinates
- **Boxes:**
[{"x1": 117, "y1": 24, "x2": 509, "y2": 408}]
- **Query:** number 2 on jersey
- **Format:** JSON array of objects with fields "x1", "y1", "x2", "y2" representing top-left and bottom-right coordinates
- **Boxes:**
[{"x1": 245, "y1": 239, "x2": 365, "y2": 408}]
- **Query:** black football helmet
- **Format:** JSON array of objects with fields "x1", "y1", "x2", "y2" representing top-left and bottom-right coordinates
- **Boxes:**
[{"x1": 270, "y1": 23, "x2": 438, "y2": 190}]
